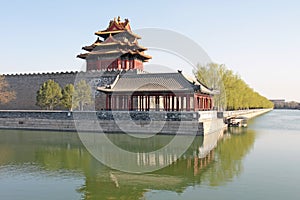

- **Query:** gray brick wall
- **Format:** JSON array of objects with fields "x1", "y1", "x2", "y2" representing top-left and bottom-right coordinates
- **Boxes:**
[{"x1": 0, "y1": 71, "x2": 119, "y2": 110}]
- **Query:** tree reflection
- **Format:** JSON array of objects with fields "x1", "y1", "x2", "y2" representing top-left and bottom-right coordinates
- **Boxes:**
[
  {"x1": 201, "y1": 128, "x2": 255, "y2": 186},
  {"x1": 0, "y1": 128, "x2": 255, "y2": 199}
]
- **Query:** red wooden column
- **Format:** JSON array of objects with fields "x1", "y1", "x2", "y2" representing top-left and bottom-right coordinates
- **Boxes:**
[
  {"x1": 194, "y1": 95, "x2": 198, "y2": 111},
  {"x1": 117, "y1": 59, "x2": 121, "y2": 70},
  {"x1": 145, "y1": 96, "x2": 148, "y2": 111},
  {"x1": 177, "y1": 96, "x2": 180, "y2": 111},
  {"x1": 181, "y1": 96, "x2": 184, "y2": 111},
  {"x1": 115, "y1": 95, "x2": 118, "y2": 110},
  {"x1": 111, "y1": 96, "x2": 115, "y2": 110},
  {"x1": 176, "y1": 96, "x2": 179, "y2": 111},
  {"x1": 171, "y1": 95, "x2": 175, "y2": 111},
  {"x1": 140, "y1": 96, "x2": 143, "y2": 111},
  {"x1": 200, "y1": 97, "x2": 202, "y2": 110},
  {"x1": 108, "y1": 95, "x2": 112, "y2": 110},
  {"x1": 157, "y1": 95, "x2": 160, "y2": 111},
  {"x1": 207, "y1": 97, "x2": 209, "y2": 110},
  {"x1": 139, "y1": 96, "x2": 142, "y2": 111},
  {"x1": 165, "y1": 95, "x2": 168, "y2": 111},
  {"x1": 118, "y1": 95, "x2": 121, "y2": 110},
  {"x1": 144, "y1": 96, "x2": 147, "y2": 111},
  {"x1": 132, "y1": 96, "x2": 135, "y2": 110},
  {"x1": 208, "y1": 97, "x2": 210, "y2": 110},
  {"x1": 138, "y1": 96, "x2": 140, "y2": 111},
  {"x1": 131, "y1": 96, "x2": 135, "y2": 111},
  {"x1": 116, "y1": 95, "x2": 119, "y2": 110},
  {"x1": 166, "y1": 95, "x2": 168, "y2": 111},
  {"x1": 168, "y1": 95, "x2": 170, "y2": 111},
  {"x1": 200, "y1": 97, "x2": 203, "y2": 110},
  {"x1": 194, "y1": 95, "x2": 197, "y2": 111},
  {"x1": 155, "y1": 95, "x2": 159, "y2": 111},
  {"x1": 187, "y1": 95, "x2": 190, "y2": 111},
  {"x1": 127, "y1": 96, "x2": 130, "y2": 111},
  {"x1": 155, "y1": 96, "x2": 158, "y2": 111},
  {"x1": 143, "y1": 96, "x2": 146, "y2": 111},
  {"x1": 106, "y1": 95, "x2": 111, "y2": 110},
  {"x1": 206, "y1": 98, "x2": 209, "y2": 110},
  {"x1": 140, "y1": 96, "x2": 144, "y2": 111},
  {"x1": 111, "y1": 96, "x2": 113, "y2": 110},
  {"x1": 166, "y1": 95, "x2": 169, "y2": 111},
  {"x1": 148, "y1": 96, "x2": 150, "y2": 111},
  {"x1": 126, "y1": 59, "x2": 129, "y2": 70},
  {"x1": 147, "y1": 96, "x2": 149, "y2": 111},
  {"x1": 132, "y1": 59, "x2": 135, "y2": 69}
]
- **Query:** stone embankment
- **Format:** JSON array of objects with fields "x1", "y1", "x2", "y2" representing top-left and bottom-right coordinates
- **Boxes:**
[
  {"x1": 223, "y1": 108, "x2": 272, "y2": 119},
  {"x1": 0, "y1": 110, "x2": 203, "y2": 135},
  {"x1": 0, "y1": 109, "x2": 272, "y2": 135}
]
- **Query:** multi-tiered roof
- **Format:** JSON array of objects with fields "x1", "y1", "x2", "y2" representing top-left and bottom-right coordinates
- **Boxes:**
[{"x1": 77, "y1": 17, "x2": 151, "y2": 71}]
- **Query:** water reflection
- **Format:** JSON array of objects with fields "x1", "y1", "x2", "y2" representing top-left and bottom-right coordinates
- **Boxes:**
[
  {"x1": 0, "y1": 128, "x2": 255, "y2": 200},
  {"x1": 202, "y1": 128, "x2": 255, "y2": 187}
]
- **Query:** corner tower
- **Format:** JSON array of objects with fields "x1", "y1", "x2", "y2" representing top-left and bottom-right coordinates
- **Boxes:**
[{"x1": 77, "y1": 16, "x2": 151, "y2": 71}]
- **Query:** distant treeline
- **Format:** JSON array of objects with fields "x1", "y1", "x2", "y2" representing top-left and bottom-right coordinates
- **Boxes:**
[
  {"x1": 195, "y1": 63, "x2": 274, "y2": 111},
  {"x1": 272, "y1": 101, "x2": 300, "y2": 109}
]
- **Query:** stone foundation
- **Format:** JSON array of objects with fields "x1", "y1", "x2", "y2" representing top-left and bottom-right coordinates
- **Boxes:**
[{"x1": 0, "y1": 111, "x2": 202, "y2": 135}]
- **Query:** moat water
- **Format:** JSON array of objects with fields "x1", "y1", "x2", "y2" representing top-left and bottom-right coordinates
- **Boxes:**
[{"x1": 0, "y1": 110, "x2": 299, "y2": 200}]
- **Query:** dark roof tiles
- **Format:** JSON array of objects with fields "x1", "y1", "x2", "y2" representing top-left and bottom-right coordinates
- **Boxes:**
[{"x1": 98, "y1": 72, "x2": 201, "y2": 93}]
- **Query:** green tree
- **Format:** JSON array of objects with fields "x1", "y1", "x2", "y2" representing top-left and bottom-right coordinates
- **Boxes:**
[
  {"x1": 36, "y1": 80, "x2": 62, "y2": 110},
  {"x1": 194, "y1": 63, "x2": 226, "y2": 110},
  {"x1": 61, "y1": 84, "x2": 75, "y2": 111},
  {"x1": 0, "y1": 75, "x2": 15, "y2": 104},
  {"x1": 73, "y1": 80, "x2": 93, "y2": 111},
  {"x1": 195, "y1": 63, "x2": 273, "y2": 110}
]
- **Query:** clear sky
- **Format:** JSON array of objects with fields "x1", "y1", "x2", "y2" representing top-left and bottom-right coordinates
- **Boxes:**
[{"x1": 0, "y1": 0, "x2": 299, "y2": 101}]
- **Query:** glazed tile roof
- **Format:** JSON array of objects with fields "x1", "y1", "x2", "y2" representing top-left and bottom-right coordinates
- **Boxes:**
[{"x1": 97, "y1": 72, "x2": 213, "y2": 94}]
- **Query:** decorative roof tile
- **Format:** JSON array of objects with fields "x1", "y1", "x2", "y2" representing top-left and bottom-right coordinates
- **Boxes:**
[{"x1": 97, "y1": 72, "x2": 213, "y2": 94}]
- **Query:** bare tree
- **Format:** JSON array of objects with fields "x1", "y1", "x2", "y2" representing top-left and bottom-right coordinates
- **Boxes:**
[{"x1": 0, "y1": 75, "x2": 15, "y2": 105}]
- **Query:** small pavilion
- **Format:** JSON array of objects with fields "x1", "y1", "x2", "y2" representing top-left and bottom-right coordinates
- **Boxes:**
[{"x1": 97, "y1": 71, "x2": 214, "y2": 111}]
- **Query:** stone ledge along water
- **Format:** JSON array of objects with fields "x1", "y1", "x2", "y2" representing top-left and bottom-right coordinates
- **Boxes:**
[
  {"x1": 224, "y1": 108, "x2": 273, "y2": 119},
  {"x1": 0, "y1": 109, "x2": 271, "y2": 135}
]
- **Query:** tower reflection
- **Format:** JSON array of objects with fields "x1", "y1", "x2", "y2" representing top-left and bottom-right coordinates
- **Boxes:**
[{"x1": 0, "y1": 128, "x2": 255, "y2": 199}]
